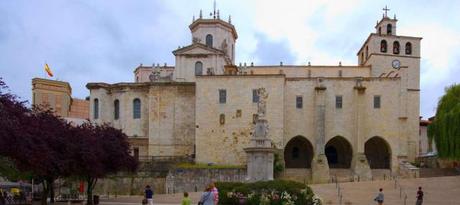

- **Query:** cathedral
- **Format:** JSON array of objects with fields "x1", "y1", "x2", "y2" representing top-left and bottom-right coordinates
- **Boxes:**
[{"x1": 86, "y1": 9, "x2": 422, "y2": 182}]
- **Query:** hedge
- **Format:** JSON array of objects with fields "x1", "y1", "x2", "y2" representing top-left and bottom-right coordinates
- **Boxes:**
[{"x1": 216, "y1": 180, "x2": 321, "y2": 205}]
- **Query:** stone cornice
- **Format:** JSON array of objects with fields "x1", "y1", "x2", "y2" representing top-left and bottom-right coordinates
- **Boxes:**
[{"x1": 86, "y1": 82, "x2": 195, "y2": 90}]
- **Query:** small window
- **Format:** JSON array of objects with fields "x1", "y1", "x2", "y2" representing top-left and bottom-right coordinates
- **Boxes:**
[
  {"x1": 219, "y1": 114, "x2": 225, "y2": 125},
  {"x1": 405, "y1": 42, "x2": 412, "y2": 55},
  {"x1": 378, "y1": 27, "x2": 382, "y2": 35},
  {"x1": 380, "y1": 40, "x2": 387, "y2": 53},
  {"x1": 387, "y1": 24, "x2": 392, "y2": 35},
  {"x1": 374, "y1": 95, "x2": 381, "y2": 109},
  {"x1": 393, "y1": 41, "x2": 400, "y2": 54},
  {"x1": 93, "y1": 98, "x2": 99, "y2": 119},
  {"x1": 252, "y1": 89, "x2": 259, "y2": 103},
  {"x1": 338, "y1": 70, "x2": 343, "y2": 77},
  {"x1": 236, "y1": 109, "x2": 242, "y2": 118},
  {"x1": 206, "y1": 34, "x2": 213, "y2": 47},
  {"x1": 219, "y1": 89, "x2": 226, "y2": 104},
  {"x1": 114, "y1": 99, "x2": 120, "y2": 120},
  {"x1": 252, "y1": 114, "x2": 258, "y2": 124},
  {"x1": 336, "y1": 95, "x2": 343, "y2": 109},
  {"x1": 296, "y1": 96, "x2": 303, "y2": 109},
  {"x1": 133, "y1": 98, "x2": 141, "y2": 119},
  {"x1": 365, "y1": 46, "x2": 368, "y2": 59},
  {"x1": 195, "y1": 61, "x2": 203, "y2": 75}
]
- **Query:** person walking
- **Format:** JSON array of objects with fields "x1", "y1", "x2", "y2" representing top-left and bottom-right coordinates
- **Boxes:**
[
  {"x1": 198, "y1": 185, "x2": 214, "y2": 205},
  {"x1": 144, "y1": 185, "x2": 154, "y2": 205},
  {"x1": 0, "y1": 189, "x2": 5, "y2": 205},
  {"x1": 181, "y1": 192, "x2": 191, "y2": 205},
  {"x1": 374, "y1": 188, "x2": 384, "y2": 205},
  {"x1": 416, "y1": 186, "x2": 424, "y2": 205},
  {"x1": 210, "y1": 183, "x2": 219, "y2": 205}
]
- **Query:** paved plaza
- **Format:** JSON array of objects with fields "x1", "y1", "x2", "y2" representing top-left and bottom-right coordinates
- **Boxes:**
[{"x1": 92, "y1": 176, "x2": 460, "y2": 205}]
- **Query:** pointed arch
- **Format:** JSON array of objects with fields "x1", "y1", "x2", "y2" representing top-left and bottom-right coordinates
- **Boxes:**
[
  {"x1": 325, "y1": 136, "x2": 353, "y2": 168},
  {"x1": 284, "y1": 136, "x2": 314, "y2": 168},
  {"x1": 365, "y1": 136, "x2": 391, "y2": 169}
]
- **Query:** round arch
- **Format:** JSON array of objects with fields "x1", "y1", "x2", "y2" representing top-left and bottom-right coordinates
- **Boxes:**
[
  {"x1": 365, "y1": 136, "x2": 391, "y2": 169},
  {"x1": 325, "y1": 136, "x2": 353, "y2": 168},
  {"x1": 284, "y1": 136, "x2": 314, "y2": 168}
]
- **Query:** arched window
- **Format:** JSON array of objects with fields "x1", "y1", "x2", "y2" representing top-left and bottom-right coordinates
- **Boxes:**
[
  {"x1": 380, "y1": 40, "x2": 387, "y2": 53},
  {"x1": 93, "y1": 98, "x2": 99, "y2": 119},
  {"x1": 365, "y1": 46, "x2": 369, "y2": 59},
  {"x1": 206, "y1": 34, "x2": 213, "y2": 47},
  {"x1": 378, "y1": 27, "x2": 382, "y2": 35},
  {"x1": 114, "y1": 99, "x2": 120, "y2": 120},
  {"x1": 387, "y1": 24, "x2": 392, "y2": 35},
  {"x1": 133, "y1": 98, "x2": 141, "y2": 119},
  {"x1": 195, "y1": 61, "x2": 203, "y2": 75},
  {"x1": 393, "y1": 41, "x2": 400, "y2": 54},
  {"x1": 219, "y1": 114, "x2": 225, "y2": 125},
  {"x1": 405, "y1": 42, "x2": 412, "y2": 55}
]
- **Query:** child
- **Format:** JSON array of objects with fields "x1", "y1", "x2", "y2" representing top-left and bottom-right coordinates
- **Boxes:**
[{"x1": 181, "y1": 192, "x2": 191, "y2": 205}]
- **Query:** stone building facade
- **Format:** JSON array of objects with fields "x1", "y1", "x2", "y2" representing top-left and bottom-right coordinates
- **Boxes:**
[
  {"x1": 86, "y1": 10, "x2": 422, "y2": 181},
  {"x1": 32, "y1": 78, "x2": 89, "y2": 124}
]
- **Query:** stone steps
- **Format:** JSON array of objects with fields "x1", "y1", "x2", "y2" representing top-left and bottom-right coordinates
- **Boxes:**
[{"x1": 279, "y1": 168, "x2": 311, "y2": 183}]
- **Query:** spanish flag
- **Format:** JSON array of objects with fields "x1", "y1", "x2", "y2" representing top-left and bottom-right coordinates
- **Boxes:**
[{"x1": 44, "y1": 63, "x2": 53, "y2": 77}]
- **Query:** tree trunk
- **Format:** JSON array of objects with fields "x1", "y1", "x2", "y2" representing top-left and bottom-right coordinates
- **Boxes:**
[
  {"x1": 86, "y1": 177, "x2": 98, "y2": 205},
  {"x1": 49, "y1": 181, "x2": 55, "y2": 203},
  {"x1": 40, "y1": 181, "x2": 49, "y2": 205}
]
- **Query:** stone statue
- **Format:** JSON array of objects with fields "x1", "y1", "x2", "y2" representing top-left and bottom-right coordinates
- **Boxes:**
[{"x1": 257, "y1": 88, "x2": 268, "y2": 118}]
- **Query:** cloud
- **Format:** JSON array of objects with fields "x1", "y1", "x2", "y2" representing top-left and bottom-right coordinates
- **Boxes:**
[{"x1": 0, "y1": 0, "x2": 458, "y2": 118}]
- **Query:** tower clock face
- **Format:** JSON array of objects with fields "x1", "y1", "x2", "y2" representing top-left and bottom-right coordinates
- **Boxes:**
[{"x1": 392, "y1": 59, "x2": 401, "y2": 69}]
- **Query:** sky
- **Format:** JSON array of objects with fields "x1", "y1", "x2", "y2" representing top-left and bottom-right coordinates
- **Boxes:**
[{"x1": 0, "y1": 0, "x2": 459, "y2": 118}]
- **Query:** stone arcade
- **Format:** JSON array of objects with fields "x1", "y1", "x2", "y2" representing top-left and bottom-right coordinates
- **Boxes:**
[{"x1": 87, "y1": 8, "x2": 422, "y2": 182}]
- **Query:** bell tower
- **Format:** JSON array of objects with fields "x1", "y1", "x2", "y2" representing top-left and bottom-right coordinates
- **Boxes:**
[
  {"x1": 357, "y1": 7, "x2": 422, "y2": 90},
  {"x1": 357, "y1": 7, "x2": 423, "y2": 162}
]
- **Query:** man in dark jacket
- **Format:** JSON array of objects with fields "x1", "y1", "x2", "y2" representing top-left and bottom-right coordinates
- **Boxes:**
[{"x1": 144, "y1": 185, "x2": 153, "y2": 205}]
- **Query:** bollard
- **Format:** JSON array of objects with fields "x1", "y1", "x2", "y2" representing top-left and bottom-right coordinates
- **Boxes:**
[
  {"x1": 400, "y1": 187, "x2": 402, "y2": 198},
  {"x1": 404, "y1": 194, "x2": 407, "y2": 205},
  {"x1": 339, "y1": 194, "x2": 342, "y2": 205}
]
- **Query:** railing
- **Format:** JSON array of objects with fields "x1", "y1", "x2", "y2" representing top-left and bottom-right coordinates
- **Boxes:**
[
  {"x1": 332, "y1": 174, "x2": 343, "y2": 205},
  {"x1": 394, "y1": 176, "x2": 408, "y2": 205}
]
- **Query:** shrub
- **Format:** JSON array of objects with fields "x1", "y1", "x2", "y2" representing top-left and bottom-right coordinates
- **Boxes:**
[{"x1": 216, "y1": 180, "x2": 321, "y2": 205}]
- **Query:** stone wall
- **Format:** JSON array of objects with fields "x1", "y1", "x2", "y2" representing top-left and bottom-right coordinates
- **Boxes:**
[
  {"x1": 93, "y1": 173, "x2": 166, "y2": 195},
  {"x1": 195, "y1": 75, "x2": 285, "y2": 165},
  {"x1": 165, "y1": 168, "x2": 246, "y2": 194},
  {"x1": 87, "y1": 82, "x2": 196, "y2": 158}
]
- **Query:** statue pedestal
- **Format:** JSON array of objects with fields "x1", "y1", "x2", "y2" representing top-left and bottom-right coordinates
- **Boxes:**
[
  {"x1": 351, "y1": 153, "x2": 372, "y2": 181},
  {"x1": 244, "y1": 146, "x2": 275, "y2": 182},
  {"x1": 311, "y1": 154, "x2": 330, "y2": 184}
]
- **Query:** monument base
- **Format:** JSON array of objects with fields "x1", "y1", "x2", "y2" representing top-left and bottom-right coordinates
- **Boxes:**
[
  {"x1": 351, "y1": 153, "x2": 372, "y2": 181},
  {"x1": 311, "y1": 154, "x2": 330, "y2": 184}
]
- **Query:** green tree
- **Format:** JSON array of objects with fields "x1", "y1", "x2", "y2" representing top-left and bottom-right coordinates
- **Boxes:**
[{"x1": 428, "y1": 84, "x2": 460, "y2": 160}]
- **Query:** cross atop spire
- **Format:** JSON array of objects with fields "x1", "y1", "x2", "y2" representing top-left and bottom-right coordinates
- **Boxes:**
[
  {"x1": 213, "y1": 0, "x2": 217, "y2": 19},
  {"x1": 383, "y1": 5, "x2": 390, "y2": 17}
]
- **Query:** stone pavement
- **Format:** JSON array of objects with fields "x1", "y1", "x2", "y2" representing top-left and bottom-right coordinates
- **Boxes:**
[
  {"x1": 96, "y1": 176, "x2": 460, "y2": 205},
  {"x1": 311, "y1": 175, "x2": 460, "y2": 205}
]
